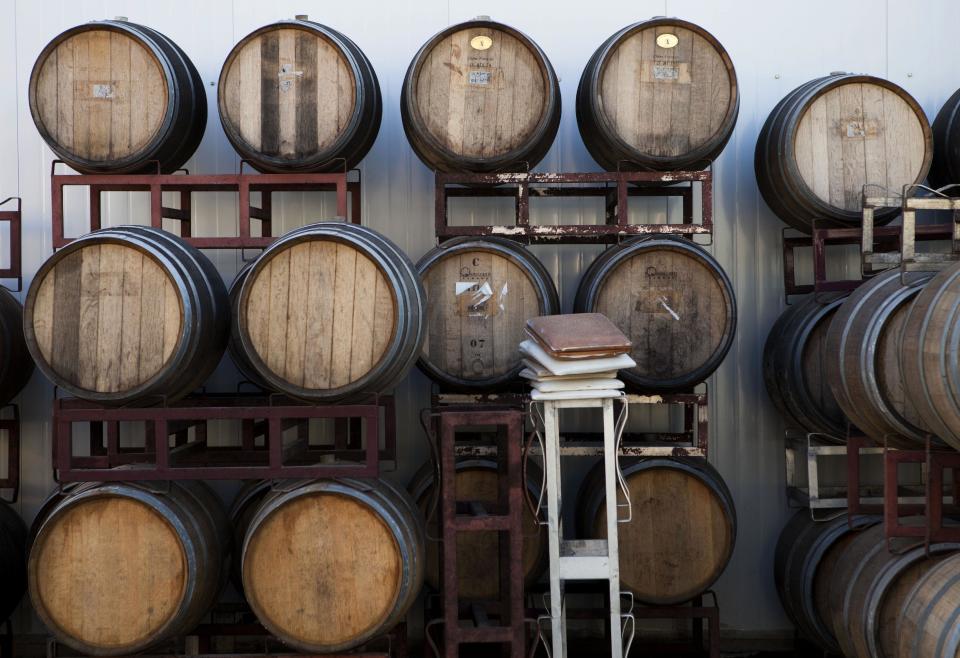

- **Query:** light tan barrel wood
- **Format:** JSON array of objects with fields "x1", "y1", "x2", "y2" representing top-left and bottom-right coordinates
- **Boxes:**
[
  {"x1": 243, "y1": 241, "x2": 395, "y2": 389},
  {"x1": 898, "y1": 553, "x2": 960, "y2": 658},
  {"x1": 29, "y1": 243, "x2": 182, "y2": 393}
]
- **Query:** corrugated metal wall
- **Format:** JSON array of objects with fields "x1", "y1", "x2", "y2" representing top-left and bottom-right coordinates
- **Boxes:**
[{"x1": 3, "y1": 0, "x2": 960, "y2": 638}]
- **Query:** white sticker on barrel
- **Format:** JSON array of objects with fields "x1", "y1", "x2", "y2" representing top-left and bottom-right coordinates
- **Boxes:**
[
  {"x1": 653, "y1": 65, "x2": 680, "y2": 80},
  {"x1": 468, "y1": 70, "x2": 491, "y2": 86},
  {"x1": 278, "y1": 63, "x2": 303, "y2": 93},
  {"x1": 455, "y1": 280, "x2": 504, "y2": 318},
  {"x1": 92, "y1": 84, "x2": 114, "y2": 99},
  {"x1": 656, "y1": 33, "x2": 679, "y2": 49}
]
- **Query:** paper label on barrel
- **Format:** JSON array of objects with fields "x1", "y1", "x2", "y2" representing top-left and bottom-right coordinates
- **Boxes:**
[
  {"x1": 91, "y1": 84, "x2": 114, "y2": 99},
  {"x1": 642, "y1": 60, "x2": 691, "y2": 84},
  {"x1": 278, "y1": 64, "x2": 303, "y2": 93},
  {"x1": 653, "y1": 65, "x2": 680, "y2": 80},
  {"x1": 455, "y1": 280, "x2": 507, "y2": 318},
  {"x1": 468, "y1": 70, "x2": 491, "y2": 86},
  {"x1": 843, "y1": 119, "x2": 880, "y2": 139},
  {"x1": 637, "y1": 267, "x2": 682, "y2": 318}
]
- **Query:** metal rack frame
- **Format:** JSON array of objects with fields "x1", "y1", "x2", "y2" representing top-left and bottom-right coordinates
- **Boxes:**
[
  {"x1": 883, "y1": 439, "x2": 960, "y2": 546},
  {"x1": 0, "y1": 404, "x2": 19, "y2": 503},
  {"x1": 0, "y1": 197, "x2": 21, "y2": 290},
  {"x1": 862, "y1": 187, "x2": 960, "y2": 272}
]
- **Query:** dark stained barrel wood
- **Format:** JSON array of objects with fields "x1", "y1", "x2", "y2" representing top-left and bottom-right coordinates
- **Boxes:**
[
  {"x1": 901, "y1": 261, "x2": 960, "y2": 450},
  {"x1": 218, "y1": 18, "x2": 381, "y2": 173},
  {"x1": 401, "y1": 19, "x2": 561, "y2": 173},
  {"x1": 825, "y1": 269, "x2": 934, "y2": 446},
  {"x1": 236, "y1": 478, "x2": 425, "y2": 653},
  {"x1": 0, "y1": 288, "x2": 34, "y2": 405},
  {"x1": 928, "y1": 87, "x2": 960, "y2": 192},
  {"x1": 230, "y1": 222, "x2": 425, "y2": 403},
  {"x1": 773, "y1": 511, "x2": 880, "y2": 653},
  {"x1": 29, "y1": 20, "x2": 205, "y2": 174},
  {"x1": 407, "y1": 458, "x2": 548, "y2": 599},
  {"x1": 574, "y1": 237, "x2": 736, "y2": 391},
  {"x1": 576, "y1": 457, "x2": 736, "y2": 605},
  {"x1": 755, "y1": 74, "x2": 932, "y2": 233},
  {"x1": 417, "y1": 237, "x2": 559, "y2": 389},
  {"x1": 763, "y1": 294, "x2": 848, "y2": 436},
  {"x1": 577, "y1": 18, "x2": 739, "y2": 171},
  {"x1": 28, "y1": 481, "x2": 230, "y2": 656},
  {"x1": 898, "y1": 552, "x2": 960, "y2": 658},
  {"x1": 23, "y1": 226, "x2": 228, "y2": 405},
  {"x1": 0, "y1": 501, "x2": 26, "y2": 623}
]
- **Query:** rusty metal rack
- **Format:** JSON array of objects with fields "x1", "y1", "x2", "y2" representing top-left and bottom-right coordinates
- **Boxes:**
[
  {"x1": 0, "y1": 404, "x2": 19, "y2": 503},
  {"x1": 435, "y1": 170, "x2": 712, "y2": 243},
  {"x1": 862, "y1": 187, "x2": 960, "y2": 272},
  {"x1": 50, "y1": 162, "x2": 360, "y2": 250},
  {"x1": 422, "y1": 407, "x2": 529, "y2": 658},
  {"x1": 0, "y1": 197, "x2": 21, "y2": 290},
  {"x1": 883, "y1": 439, "x2": 960, "y2": 546},
  {"x1": 52, "y1": 393, "x2": 395, "y2": 482}
]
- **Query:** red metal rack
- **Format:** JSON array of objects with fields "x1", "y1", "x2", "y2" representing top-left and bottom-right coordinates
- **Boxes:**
[
  {"x1": 0, "y1": 404, "x2": 19, "y2": 503},
  {"x1": 0, "y1": 197, "x2": 21, "y2": 290},
  {"x1": 882, "y1": 439, "x2": 960, "y2": 547},
  {"x1": 435, "y1": 170, "x2": 711, "y2": 243},
  {"x1": 52, "y1": 394, "x2": 395, "y2": 483},
  {"x1": 50, "y1": 162, "x2": 360, "y2": 250}
]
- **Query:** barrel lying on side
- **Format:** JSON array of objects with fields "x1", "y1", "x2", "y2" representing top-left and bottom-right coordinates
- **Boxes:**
[
  {"x1": 235, "y1": 478, "x2": 424, "y2": 653},
  {"x1": 763, "y1": 294, "x2": 848, "y2": 436},
  {"x1": 28, "y1": 481, "x2": 230, "y2": 656},
  {"x1": 23, "y1": 226, "x2": 229, "y2": 405},
  {"x1": 230, "y1": 222, "x2": 425, "y2": 402},
  {"x1": 0, "y1": 288, "x2": 34, "y2": 404},
  {"x1": 401, "y1": 19, "x2": 561, "y2": 173},
  {"x1": 0, "y1": 501, "x2": 26, "y2": 623},
  {"x1": 773, "y1": 511, "x2": 880, "y2": 654},
  {"x1": 898, "y1": 552, "x2": 960, "y2": 658},
  {"x1": 417, "y1": 237, "x2": 559, "y2": 389},
  {"x1": 407, "y1": 458, "x2": 548, "y2": 599},
  {"x1": 218, "y1": 17, "x2": 381, "y2": 172},
  {"x1": 901, "y1": 260, "x2": 960, "y2": 450},
  {"x1": 755, "y1": 73, "x2": 932, "y2": 233},
  {"x1": 574, "y1": 236, "x2": 736, "y2": 391},
  {"x1": 576, "y1": 457, "x2": 736, "y2": 605},
  {"x1": 825, "y1": 269, "x2": 933, "y2": 446},
  {"x1": 577, "y1": 17, "x2": 739, "y2": 171},
  {"x1": 29, "y1": 20, "x2": 206, "y2": 174},
  {"x1": 928, "y1": 87, "x2": 960, "y2": 192}
]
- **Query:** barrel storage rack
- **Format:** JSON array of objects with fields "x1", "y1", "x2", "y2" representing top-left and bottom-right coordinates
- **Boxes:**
[
  {"x1": 1, "y1": 197, "x2": 21, "y2": 506},
  {"x1": 425, "y1": 168, "x2": 718, "y2": 658}
]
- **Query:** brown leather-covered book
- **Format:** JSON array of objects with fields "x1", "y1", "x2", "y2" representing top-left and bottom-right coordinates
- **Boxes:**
[{"x1": 525, "y1": 313, "x2": 631, "y2": 358}]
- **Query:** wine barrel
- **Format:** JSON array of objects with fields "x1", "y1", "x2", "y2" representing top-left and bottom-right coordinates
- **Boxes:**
[
  {"x1": 407, "y1": 458, "x2": 548, "y2": 599},
  {"x1": 230, "y1": 222, "x2": 425, "y2": 402},
  {"x1": 236, "y1": 478, "x2": 425, "y2": 653},
  {"x1": 773, "y1": 511, "x2": 880, "y2": 653},
  {"x1": 755, "y1": 74, "x2": 932, "y2": 233},
  {"x1": 401, "y1": 18, "x2": 561, "y2": 173},
  {"x1": 828, "y1": 520, "x2": 958, "y2": 658},
  {"x1": 763, "y1": 294, "x2": 848, "y2": 436},
  {"x1": 28, "y1": 20, "x2": 205, "y2": 174},
  {"x1": 825, "y1": 269, "x2": 934, "y2": 446},
  {"x1": 928, "y1": 87, "x2": 960, "y2": 192},
  {"x1": 577, "y1": 18, "x2": 739, "y2": 171},
  {"x1": 0, "y1": 287, "x2": 34, "y2": 405},
  {"x1": 0, "y1": 501, "x2": 26, "y2": 623},
  {"x1": 417, "y1": 237, "x2": 559, "y2": 389},
  {"x1": 901, "y1": 261, "x2": 960, "y2": 450},
  {"x1": 576, "y1": 457, "x2": 736, "y2": 605},
  {"x1": 28, "y1": 481, "x2": 230, "y2": 656},
  {"x1": 573, "y1": 236, "x2": 736, "y2": 391},
  {"x1": 23, "y1": 226, "x2": 228, "y2": 405},
  {"x1": 218, "y1": 17, "x2": 381, "y2": 173},
  {"x1": 898, "y1": 552, "x2": 960, "y2": 658}
]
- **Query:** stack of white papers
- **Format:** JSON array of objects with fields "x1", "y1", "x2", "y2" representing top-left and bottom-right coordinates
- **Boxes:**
[{"x1": 519, "y1": 340, "x2": 635, "y2": 401}]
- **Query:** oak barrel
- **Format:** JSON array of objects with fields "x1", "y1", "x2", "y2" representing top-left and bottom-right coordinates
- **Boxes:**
[
  {"x1": 401, "y1": 19, "x2": 561, "y2": 173},
  {"x1": 0, "y1": 501, "x2": 26, "y2": 623},
  {"x1": 898, "y1": 552, "x2": 960, "y2": 658},
  {"x1": 573, "y1": 236, "x2": 736, "y2": 391},
  {"x1": 417, "y1": 237, "x2": 559, "y2": 389},
  {"x1": 576, "y1": 457, "x2": 736, "y2": 605},
  {"x1": 828, "y1": 520, "x2": 958, "y2": 658},
  {"x1": 236, "y1": 478, "x2": 425, "y2": 653},
  {"x1": 23, "y1": 226, "x2": 229, "y2": 405},
  {"x1": 218, "y1": 17, "x2": 381, "y2": 173},
  {"x1": 763, "y1": 294, "x2": 848, "y2": 436},
  {"x1": 825, "y1": 269, "x2": 934, "y2": 446},
  {"x1": 928, "y1": 87, "x2": 960, "y2": 192},
  {"x1": 0, "y1": 287, "x2": 34, "y2": 405},
  {"x1": 230, "y1": 222, "x2": 425, "y2": 402},
  {"x1": 755, "y1": 74, "x2": 932, "y2": 233},
  {"x1": 407, "y1": 458, "x2": 548, "y2": 599},
  {"x1": 28, "y1": 481, "x2": 230, "y2": 656},
  {"x1": 29, "y1": 20, "x2": 206, "y2": 174},
  {"x1": 577, "y1": 18, "x2": 739, "y2": 171},
  {"x1": 773, "y1": 511, "x2": 880, "y2": 653},
  {"x1": 901, "y1": 260, "x2": 960, "y2": 450}
]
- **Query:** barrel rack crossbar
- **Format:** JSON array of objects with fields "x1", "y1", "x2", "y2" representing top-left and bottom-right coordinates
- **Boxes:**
[
  {"x1": 50, "y1": 162, "x2": 360, "y2": 249},
  {"x1": 51, "y1": 394, "x2": 395, "y2": 482},
  {"x1": 882, "y1": 440, "x2": 960, "y2": 546},
  {"x1": 0, "y1": 197, "x2": 21, "y2": 290},
  {"x1": 861, "y1": 187, "x2": 960, "y2": 272},
  {"x1": 0, "y1": 404, "x2": 19, "y2": 503},
  {"x1": 434, "y1": 170, "x2": 712, "y2": 243}
]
